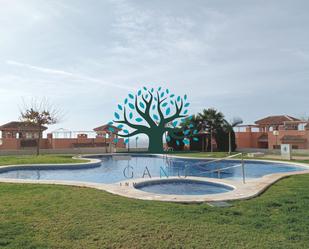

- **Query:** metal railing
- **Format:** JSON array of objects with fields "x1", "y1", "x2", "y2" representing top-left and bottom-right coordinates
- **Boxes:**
[{"x1": 183, "y1": 153, "x2": 246, "y2": 184}]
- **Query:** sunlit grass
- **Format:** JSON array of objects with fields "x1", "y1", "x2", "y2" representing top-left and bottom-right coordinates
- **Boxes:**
[{"x1": 0, "y1": 174, "x2": 309, "y2": 248}]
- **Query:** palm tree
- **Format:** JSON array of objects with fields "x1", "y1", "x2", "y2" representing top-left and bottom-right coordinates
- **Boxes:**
[
  {"x1": 197, "y1": 108, "x2": 226, "y2": 152},
  {"x1": 224, "y1": 117, "x2": 243, "y2": 154}
]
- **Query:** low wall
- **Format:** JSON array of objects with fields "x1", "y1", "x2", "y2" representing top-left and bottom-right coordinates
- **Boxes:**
[
  {"x1": 116, "y1": 148, "x2": 148, "y2": 153},
  {"x1": 237, "y1": 148, "x2": 309, "y2": 155},
  {"x1": 0, "y1": 147, "x2": 112, "y2": 156},
  {"x1": 0, "y1": 147, "x2": 150, "y2": 156}
]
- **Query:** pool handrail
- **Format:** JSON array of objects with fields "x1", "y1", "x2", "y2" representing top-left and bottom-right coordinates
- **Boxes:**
[{"x1": 184, "y1": 153, "x2": 246, "y2": 184}]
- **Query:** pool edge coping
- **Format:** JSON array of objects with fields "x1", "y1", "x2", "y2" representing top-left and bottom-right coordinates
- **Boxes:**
[{"x1": 0, "y1": 153, "x2": 309, "y2": 203}]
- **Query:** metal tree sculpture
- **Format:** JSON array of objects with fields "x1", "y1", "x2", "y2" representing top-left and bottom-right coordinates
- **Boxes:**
[{"x1": 109, "y1": 86, "x2": 198, "y2": 153}]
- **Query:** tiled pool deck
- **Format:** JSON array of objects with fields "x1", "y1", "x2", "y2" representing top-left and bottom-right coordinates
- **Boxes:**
[{"x1": 0, "y1": 155, "x2": 309, "y2": 203}]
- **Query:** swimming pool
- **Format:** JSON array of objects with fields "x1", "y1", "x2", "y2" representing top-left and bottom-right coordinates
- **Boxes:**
[
  {"x1": 134, "y1": 179, "x2": 234, "y2": 195},
  {"x1": 0, "y1": 155, "x2": 306, "y2": 184}
]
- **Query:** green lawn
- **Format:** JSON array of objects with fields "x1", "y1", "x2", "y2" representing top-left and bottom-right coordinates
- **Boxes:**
[
  {"x1": 0, "y1": 174, "x2": 309, "y2": 249},
  {"x1": 0, "y1": 155, "x2": 87, "y2": 166}
]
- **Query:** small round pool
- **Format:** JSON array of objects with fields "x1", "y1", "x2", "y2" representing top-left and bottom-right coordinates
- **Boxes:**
[{"x1": 134, "y1": 179, "x2": 234, "y2": 195}]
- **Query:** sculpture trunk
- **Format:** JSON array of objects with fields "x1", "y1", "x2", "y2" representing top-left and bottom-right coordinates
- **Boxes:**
[{"x1": 147, "y1": 130, "x2": 164, "y2": 153}]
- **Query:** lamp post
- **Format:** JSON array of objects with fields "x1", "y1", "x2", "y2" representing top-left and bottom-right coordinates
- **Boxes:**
[
  {"x1": 135, "y1": 136, "x2": 139, "y2": 151},
  {"x1": 104, "y1": 132, "x2": 107, "y2": 153},
  {"x1": 273, "y1": 130, "x2": 279, "y2": 150}
]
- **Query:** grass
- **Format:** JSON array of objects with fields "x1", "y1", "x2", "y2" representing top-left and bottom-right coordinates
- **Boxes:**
[
  {"x1": 0, "y1": 153, "x2": 308, "y2": 248},
  {"x1": 0, "y1": 155, "x2": 87, "y2": 167},
  {"x1": 0, "y1": 174, "x2": 309, "y2": 248}
]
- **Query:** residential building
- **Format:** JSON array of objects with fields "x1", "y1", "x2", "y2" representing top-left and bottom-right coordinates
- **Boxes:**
[
  {"x1": 0, "y1": 122, "x2": 125, "y2": 151},
  {"x1": 235, "y1": 115, "x2": 309, "y2": 150}
]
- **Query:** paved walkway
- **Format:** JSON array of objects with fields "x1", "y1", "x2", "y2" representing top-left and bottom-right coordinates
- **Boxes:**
[{"x1": 263, "y1": 155, "x2": 309, "y2": 160}]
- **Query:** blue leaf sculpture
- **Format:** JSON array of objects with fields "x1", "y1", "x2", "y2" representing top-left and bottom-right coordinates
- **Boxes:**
[
  {"x1": 160, "y1": 92, "x2": 164, "y2": 98},
  {"x1": 165, "y1": 107, "x2": 171, "y2": 115},
  {"x1": 114, "y1": 112, "x2": 120, "y2": 119},
  {"x1": 128, "y1": 94, "x2": 134, "y2": 99},
  {"x1": 113, "y1": 138, "x2": 119, "y2": 143},
  {"x1": 128, "y1": 103, "x2": 135, "y2": 109},
  {"x1": 184, "y1": 94, "x2": 187, "y2": 100},
  {"x1": 123, "y1": 129, "x2": 129, "y2": 134},
  {"x1": 151, "y1": 88, "x2": 154, "y2": 93},
  {"x1": 193, "y1": 137, "x2": 199, "y2": 142},
  {"x1": 158, "y1": 87, "x2": 162, "y2": 91},
  {"x1": 118, "y1": 104, "x2": 123, "y2": 111},
  {"x1": 124, "y1": 98, "x2": 128, "y2": 104},
  {"x1": 183, "y1": 139, "x2": 189, "y2": 145},
  {"x1": 172, "y1": 121, "x2": 178, "y2": 127},
  {"x1": 153, "y1": 114, "x2": 159, "y2": 121},
  {"x1": 129, "y1": 112, "x2": 133, "y2": 119},
  {"x1": 152, "y1": 105, "x2": 156, "y2": 110},
  {"x1": 143, "y1": 86, "x2": 147, "y2": 91},
  {"x1": 117, "y1": 124, "x2": 124, "y2": 129},
  {"x1": 183, "y1": 110, "x2": 188, "y2": 114},
  {"x1": 108, "y1": 121, "x2": 113, "y2": 125},
  {"x1": 166, "y1": 89, "x2": 169, "y2": 94},
  {"x1": 184, "y1": 103, "x2": 190, "y2": 107},
  {"x1": 138, "y1": 90, "x2": 142, "y2": 96},
  {"x1": 170, "y1": 100, "x2": 174, "y2": 105},
  {"x1": 184, "y1": 130, "x2": 190, "y2": 135},
  {"x1": 124, "y1": 139, "x2": 129, "y2": 144},
  {"x1": 170, "y1": 94, "x2": 175, "y2": 98},
  {"x1": 177, "y1": 96, "x2": 181, "y2": 102},
  {"x1": 135, "y1": 118, "x2": 143, "y2": 122},
  {"x1": 109, "y1": 127, "x2": 115, "y2": 132},
  {"x1": 139, "y1": 102, "x2": 145, "y2": 108},
  {"x1": 162, "y1": 102, "x2": 168, "y2": 107}
]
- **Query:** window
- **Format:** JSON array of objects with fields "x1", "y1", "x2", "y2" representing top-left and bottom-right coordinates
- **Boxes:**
[{"x1": 25, "y1": 133, "x2": 32, "y2": 139}]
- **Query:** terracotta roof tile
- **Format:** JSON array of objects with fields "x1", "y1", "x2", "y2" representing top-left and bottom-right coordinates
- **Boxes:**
[
  {"x1": 93, "y1": 124, "x2": 121, "y2": 132},
  {"x1": 255, "y1": 115, "x2": 300, "y2": 125},
  {"x1": 0, "y1": 121, "x2": 47, "y2": 131}
]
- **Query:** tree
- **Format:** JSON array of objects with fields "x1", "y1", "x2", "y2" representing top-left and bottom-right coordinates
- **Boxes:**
[
  {"x1": 110, "y1": 87, "x2": 197, "y2": 153},
  {"x1": 197, "y1": 108, "x2": 226, "y2": 152},
  {"x1": 225, "y1": 117, "x2": 243, "y2": 154},
  {"x1": 20, "y1": 98, "x2": 61, "y2": 156}
]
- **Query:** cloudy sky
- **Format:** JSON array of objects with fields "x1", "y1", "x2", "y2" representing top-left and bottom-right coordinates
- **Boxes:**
[{"x1": 0, "y1": 0, "x2": 308, "y2": 134}]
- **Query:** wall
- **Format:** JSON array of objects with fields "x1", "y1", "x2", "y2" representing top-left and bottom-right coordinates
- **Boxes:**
[
  {"x1": 235, "y1": 131, "x2": 264, "y2": 149},
  {"x1": 0, "y1": 139, "x2": 20, "y2": 150},
  {"x1": 0, "y1": 147, "x2": 112, "y2": 156},
  {"x1": 0, "y1": 137, "x2": 125, "y2": 151},
  {"x1": 236, "y1": 129, "x2": 309, "y2": 150},
  {"x1": 267, "y1": 130, "x2": 309, "y2": 149}
]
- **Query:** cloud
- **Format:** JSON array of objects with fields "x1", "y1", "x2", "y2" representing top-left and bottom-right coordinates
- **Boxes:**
[
  {"x1": 6, "y1": 60, "x2": 135, "y2": 91},
  {"x1": 0, "y1": 0, "x2": 309, "y2": 131}
]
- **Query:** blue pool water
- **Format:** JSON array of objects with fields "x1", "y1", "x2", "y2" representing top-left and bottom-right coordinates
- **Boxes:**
[
  {"x1": 135, "y1": 179, "x2": 234, "y2": 195},
  {"x1": 0, "y1": 155, "x2": 306, "y2": 184}
]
